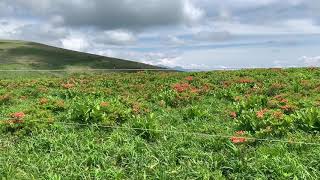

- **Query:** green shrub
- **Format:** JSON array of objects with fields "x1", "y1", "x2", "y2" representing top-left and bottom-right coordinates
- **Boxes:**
[
  {"x1": 235, "y1": 110, "x2": 294, "y2": 136},
  {"x1": 291, "y1": 108, "x2": 320, "y2": 132},
  {"x1": 66, "y1": 96, "x2": 131, "y2": 125},
  {"x1": 234, "y1": 95, "x2": 268, "y2": 114},
  {"x1": 182, "y1": 105, "x2": 210, "y2": 121}
]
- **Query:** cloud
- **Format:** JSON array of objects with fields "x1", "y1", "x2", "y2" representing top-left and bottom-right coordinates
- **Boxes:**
[
  {"x1": 13, "y1": 24, "x2": 68, "y2": 43},
  {"x1": 193, "y1": 31, "x2": 232, "y2": 41},
  {"x1": 300, "y1": 56, "x2": 320, "y2": 67},
  {"x1": 183, "y1": 0, "x2": 204, "y2": 24},
  {"x1": 1, "y1": 0, "x2": 320, "y2": 69},
  {"x1": 94, "y1": 30, "x2": 137, "y2": 46},
  {"x1": 281, "y1": 19, "x2": 320, "y2": 33},
  {"x1": 6, "y1": 0, "x2": 204, "y2": 30},
  {"x1": 61, "y1": 36, "x2": 90, "y2": 51},
  {"x1": 163, "y1": 35, "x2": 186, "y2": 46}
]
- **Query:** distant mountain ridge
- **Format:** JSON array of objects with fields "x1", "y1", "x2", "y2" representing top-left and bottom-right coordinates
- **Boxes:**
[{"x1": 0, "y1": 40, "x2": 163, "y2": 70}]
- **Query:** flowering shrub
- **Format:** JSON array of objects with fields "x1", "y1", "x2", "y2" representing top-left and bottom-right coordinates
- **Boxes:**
[
  {"x1": 172, "y1": 82, "x2": 191, "y2": 93},
  {"x1": 185, "y1": 76, "x2": 194, "y2": 81},
  {"x1": 230, "y1": 130, "x2": 247, "y2": 144},
  {"x1": 235, "y1": 109, "x2": 294, "y2": 136},
  {"x1": 11, "y1": 112, "x2": 26, "y2": 119}
]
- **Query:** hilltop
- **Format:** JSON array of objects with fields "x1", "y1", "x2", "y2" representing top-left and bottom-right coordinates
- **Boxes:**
[{"x1": 0, "y1": 40, "x2": 162, "y2": 70}]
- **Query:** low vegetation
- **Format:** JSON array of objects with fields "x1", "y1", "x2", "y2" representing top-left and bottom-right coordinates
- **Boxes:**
[{"x1": 1, "y1": 68, "x2": 320, "y2": 179}]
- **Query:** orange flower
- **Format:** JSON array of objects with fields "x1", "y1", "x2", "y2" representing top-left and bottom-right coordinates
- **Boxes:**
[
  {"x1": 279, "y1": 98, "x2": 288, "y2": 103},
  {"x1": 256, "y1": 109, "x2": 268, "y2": 119},
  {"x1": 172, "y1": 83, "x2": 190, "y2": 93},
  {"x1": 185, "y1": 76, "x2": 194, "y2": 81},
  {"x1": 230, "y1": 112, "x2": 237, "y2": 119},
  {"x1": 273, "y1": 111, "x2": 284, "y2": 119},
  {"x1": 274, "y1": 95, "x2": 283, "y2": 100},
  {"x1": 230, "y1": 137, "x2": 247, "y2": 144},
  {"x1": 11, "y1": 112, "x2": 25, "y2": 119},
  {"x1": 190, "y1": 87, "x2": 199, "y2": 94},
  {"x1": 235, "y1": 130, "x2": 245, "y2": 135},
  {"x1": 280, "y1": 105, "x2": 294, "y2": 113},
  {"x1": 100, "y1": 102, "x2": 110, "y2": 107}
]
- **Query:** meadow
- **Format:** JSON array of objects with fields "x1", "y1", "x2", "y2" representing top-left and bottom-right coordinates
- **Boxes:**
[{"x1": 1, "y1": 68, "x2": 320, "y2": 179}]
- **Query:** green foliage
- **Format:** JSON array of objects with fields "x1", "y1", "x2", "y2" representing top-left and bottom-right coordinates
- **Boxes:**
[
  {"x1": 234, "y1": 95, "x2": 268, "y2": 113},
  {"x1": 1, "y1": 68, "x2": 320, "y2": 179},
  {"x1": 66, "y1": 96, "x2": 131, "y2": 125},
  {"x1": 182, "y1": 105, "x2": 210, "y2": 121},
  {"x1": 291, "y1": 108, "x2": 320, "y2": 132},
  {"x1": 235, "y1": 110, "x2": 294, "y2": 136}
]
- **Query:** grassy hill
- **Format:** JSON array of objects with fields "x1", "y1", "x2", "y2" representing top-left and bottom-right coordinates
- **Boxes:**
[{"x1": 0, "y1": 40, "x2": 161, "y2": 70}]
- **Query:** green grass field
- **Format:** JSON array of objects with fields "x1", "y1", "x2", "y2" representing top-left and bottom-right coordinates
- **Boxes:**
[
  {"x1": 0, "y1": 40, "x2": 160, "y2": 70},
  {"x1": 1, "y1": 68, "x2": 320, "y2": 179}
]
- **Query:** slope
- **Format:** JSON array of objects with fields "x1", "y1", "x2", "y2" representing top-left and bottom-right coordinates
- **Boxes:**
[{"x1": 0, "y1": 40, "x2": 162, "y2": 70}]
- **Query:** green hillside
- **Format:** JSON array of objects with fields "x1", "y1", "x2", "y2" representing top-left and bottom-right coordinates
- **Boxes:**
[{"x1": 0, "y1": 40, "x2": 161, "y2": 70}]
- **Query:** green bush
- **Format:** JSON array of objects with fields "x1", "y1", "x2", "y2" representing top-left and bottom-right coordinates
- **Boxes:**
[
  {"x1": 291, "y1": 108, "x2": 320, "y2": 132},
  {"x1": 66, "y1": 96, "x2": 131, "y2": 125},
  {"x1": 235, "y1": 110, "x2": 294, "y2": 136}
]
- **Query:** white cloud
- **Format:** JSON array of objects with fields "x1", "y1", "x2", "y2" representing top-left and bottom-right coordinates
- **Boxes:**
[
  {"x1": 0, "y1": 19, "x2": 20, "y2": 39},
  {"x1": 164, "y1": 35, "x2": 186, "y2": 46},
  {"x1": 300, "y1": 56, "x2": 320, "y2": 67},
  {"x1": 61, "y1": 36, "x2": 89, "y2": 51},
  {"x1": 183, "y1": 0, "x2": 204, "y2": 23},
  {"x1": 95, "y1": 30, "x2": 136, "y2": 46},
  {"x1": 282, "y1": 19, "x2": 320, "y2": 34}
]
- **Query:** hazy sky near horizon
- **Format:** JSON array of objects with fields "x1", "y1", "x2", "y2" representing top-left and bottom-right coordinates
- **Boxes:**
[{"x1": 1, "y1": 0, "x2": 320, "y2": 69}]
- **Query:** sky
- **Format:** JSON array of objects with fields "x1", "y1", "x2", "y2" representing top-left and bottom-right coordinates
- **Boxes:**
[{"x1": 0, "y1": 0, "x2": 320, "y2": 70}]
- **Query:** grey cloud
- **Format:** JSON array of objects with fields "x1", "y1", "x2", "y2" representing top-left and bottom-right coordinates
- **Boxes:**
[
  {"x1": 194, "y1": 31, "x2": 232, "y2": 42},
  {"x1": 6, "y1": 0, "x2": 203, "y2": 30},
  {"x1": 198, "y1": 0, "x2": 320, "y2": 26},
  {"x1": 163, "y1": 35, "x2": 186, "y2": 46},
  {"x1": 0, "y1": 21, "x2": 9, "y2": 26},
  {"x1": 13, "y1": 24, "x2": 69, "y2": 44},
  {"x1": 94, "y1": 30, "x2": 137, "y2": 46}
]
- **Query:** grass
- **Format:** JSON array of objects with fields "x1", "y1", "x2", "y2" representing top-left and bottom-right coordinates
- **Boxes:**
[
  {"x1": 0, "y1": 40, "x2": 161, "y2": 70},
  {"x1": 1, "y1": 68, "x2": 320, "y2": 179}
]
